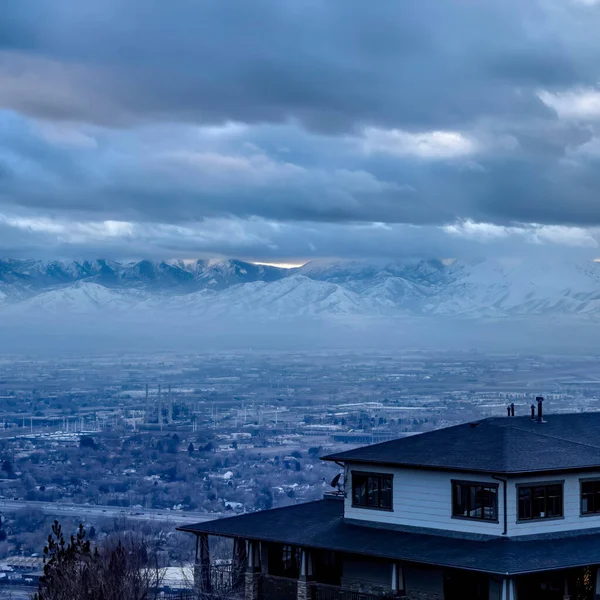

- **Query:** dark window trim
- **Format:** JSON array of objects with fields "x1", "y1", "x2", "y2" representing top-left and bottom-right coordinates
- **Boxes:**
[
  {"x1": 579, "y1": 477, "x2": 600, "y2": 517},
  {"x1": 351, "y1": 470, "x2": 395, "y2": 478},
  {"x1": 350, "y1": 470, "x2": 394, "y2": 512},
  {"x1": 516, "y1": 480, "x2": 565, "y2": 523},
  {"x1": 451, "y1": 479, "x2": 499, "y2": 523}
]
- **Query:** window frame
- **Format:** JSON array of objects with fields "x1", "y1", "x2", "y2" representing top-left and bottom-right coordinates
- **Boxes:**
[
  {"x1": 516, "y1": 481, "x2": 564, "y2": 523},
  {"x1": 450, "y1": 479, "x2": 499, "y2": 523},
  {"x1": 580, "y1": 477, "x2": 600, "y2": 517},
  {"x1": 351, "y1": 470, "x2": 394, "y2": 511}
]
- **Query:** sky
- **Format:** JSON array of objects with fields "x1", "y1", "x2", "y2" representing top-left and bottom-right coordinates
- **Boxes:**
[{"x1": 3, "y1": 0, "x2": 600, "y2": 263}]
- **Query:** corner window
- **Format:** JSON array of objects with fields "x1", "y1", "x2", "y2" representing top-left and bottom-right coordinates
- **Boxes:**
[
  {"x1": 581, "y1": 480, "x2": 600, "y2": 515},
  {"x1": 518, "y1": 483, "x2": 563, "y2": 521},
  {"x1": 452, "y1": 481, "x2": 498, "y2": 521},
  {"x1": 351, "y1": 472, "x2": 393, "y2": 510}
]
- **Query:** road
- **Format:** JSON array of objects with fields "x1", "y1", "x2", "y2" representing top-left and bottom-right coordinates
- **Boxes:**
[{"x1": 0, "y1": 499, "x2": 219, "y2": 525}]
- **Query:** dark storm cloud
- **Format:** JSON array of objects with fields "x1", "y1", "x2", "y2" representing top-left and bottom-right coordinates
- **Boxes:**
[
  {"x1": 0, "y1": 0, "x2": 590, "y2": 130},
  {"x1": 2, "y1": 0, "x2": 600, "y2": 258}
]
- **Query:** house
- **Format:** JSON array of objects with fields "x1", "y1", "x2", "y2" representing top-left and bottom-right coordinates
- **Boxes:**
[{"x1": 179, "y1": 401, "x2": 600, "y2": 599}]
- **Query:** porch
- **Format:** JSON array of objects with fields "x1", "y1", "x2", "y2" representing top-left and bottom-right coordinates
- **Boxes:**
[{"x1": 191, "y1": 533, "x2": 600, "y2": 600}]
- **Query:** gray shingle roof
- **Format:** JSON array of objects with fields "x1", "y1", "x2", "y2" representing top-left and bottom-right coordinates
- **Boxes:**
[
  {"x1": 178, "y1": 498, "x2": 600, "y2": 575},
  {"x1": 322, "y1": 413, "x2": 600, "y2": 474}
]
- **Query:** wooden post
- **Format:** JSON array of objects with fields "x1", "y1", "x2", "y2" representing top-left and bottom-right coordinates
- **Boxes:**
[
  {"x1": 194, "y1": 534, "x2": 211, "y2": 594},
  {"x1": 232, "y1": 537, "x2": 248, "y2": 590},
  {"x1": 563, "y1": 573, "x2": 570, "y2": 600},
  {"x1": 245, "y1": 541, "x2": 261, "y2": 600},
  {"x1": 297, "y1": 549, "x2": 313, "y2": 600},
  {"x1": 501, "y1": 578, "x2": 517, "y2": 600},
  {"x1": 260, "y1": 542, "x2": 269, "y2": 575},
  {"x1": 392, "y1": 563, "x2": 405, "y2": 596}
]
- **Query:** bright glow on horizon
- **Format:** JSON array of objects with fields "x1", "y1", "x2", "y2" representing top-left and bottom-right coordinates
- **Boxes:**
[{"x1": 253, "y1": 261, "x2": 306, "y2": 269}]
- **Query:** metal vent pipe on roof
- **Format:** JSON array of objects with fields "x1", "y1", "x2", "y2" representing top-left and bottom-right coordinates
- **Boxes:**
[
  {"x1": 530, "y1": 404, "x2": 535, "y2": 420},
  {"x1": 510, "y1": 403, "x2": 515, "y2": 417},
  {"x1": 536, "y1": 396, "x2": 544, "y2": 423}
]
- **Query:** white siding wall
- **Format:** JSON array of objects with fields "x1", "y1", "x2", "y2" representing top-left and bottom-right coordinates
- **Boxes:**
[
  {"x1": 344, "y1": 463, "x2": 505, "y2": 535},
  {"x1": 343, "y1": 463, "x2": 600, "y2": 537},
  {"x1": 506, "y1": 470, "x2": 600, "y2": 536}
]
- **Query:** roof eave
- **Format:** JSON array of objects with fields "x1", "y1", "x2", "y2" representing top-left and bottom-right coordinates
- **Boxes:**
[
  {"x1": 321, "y1": 456, "x2": 600, "y2": 476},
  {"x1": 176, "y1": 523, "x2": 600, "y2": 577}
]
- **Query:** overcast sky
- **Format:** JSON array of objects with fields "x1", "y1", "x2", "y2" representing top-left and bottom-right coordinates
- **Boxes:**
[{"x1": 2, "y1": 0, "x2": 600, "y2": 262}]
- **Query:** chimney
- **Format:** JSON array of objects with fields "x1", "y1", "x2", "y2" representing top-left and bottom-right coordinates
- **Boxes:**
[
  {"x1": 536, "y1": 396, "x2": 544, "y2": 423},
  {"x1": 510, "y1": 403, "x2": 515, "y2": 417},
  {"x1": 530, "y1": 404, "x2": 535, "y2": 420}
]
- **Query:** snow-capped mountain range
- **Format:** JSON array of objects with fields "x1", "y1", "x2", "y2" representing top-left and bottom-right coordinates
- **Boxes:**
[{"x1": 2, "y1": 257, "x2": 600, "y2": 319}]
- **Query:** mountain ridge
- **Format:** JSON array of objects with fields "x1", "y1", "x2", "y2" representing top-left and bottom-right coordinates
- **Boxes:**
[{"x1": 2, "y1": 257, "x2": 600, "y2": 319}]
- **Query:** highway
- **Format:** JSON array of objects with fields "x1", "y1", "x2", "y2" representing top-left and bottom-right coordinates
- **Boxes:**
[{"x1": 0, "y1": 499, "x2": 219, "y2": 525}]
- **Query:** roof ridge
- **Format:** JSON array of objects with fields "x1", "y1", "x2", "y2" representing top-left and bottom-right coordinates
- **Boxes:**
[{"x1": 505, "y1": 422, "x2": 600, "y2": 453}]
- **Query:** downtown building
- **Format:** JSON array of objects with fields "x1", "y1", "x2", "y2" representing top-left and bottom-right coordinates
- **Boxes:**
[{"x1": 180, "y1": 402, "x2": 600, "y2": 600}]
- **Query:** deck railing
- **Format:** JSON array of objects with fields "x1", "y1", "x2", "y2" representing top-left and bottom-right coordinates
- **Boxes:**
[
  {"x1": 257, "y1": 576, "x2": 395, "y2": 600},
  {"x1": 259, "y1": 574, "x2": 299, "y2": 600},
  {"x1": 312, "y1": 581, "x2": 392, "y2": 600}
]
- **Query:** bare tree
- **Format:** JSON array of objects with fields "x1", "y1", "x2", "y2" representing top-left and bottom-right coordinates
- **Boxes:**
[{"x1": 33, "y1": 521, "x2": 165, "y2": 600}]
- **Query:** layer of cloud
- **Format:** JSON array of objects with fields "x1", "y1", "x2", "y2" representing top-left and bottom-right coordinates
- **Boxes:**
[{"x1": 2, "y1": 0, "x2": 600, "y2": 259}]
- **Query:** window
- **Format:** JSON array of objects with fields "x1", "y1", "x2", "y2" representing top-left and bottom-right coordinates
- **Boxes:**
[
  {"x1": 268, "y1": 544, "x2": 301, "y2": 578},
  {"x1": 452, "y1": 481, "x2": 498, "y2": 521},
  {"x1": 518, "y1": 483, "x2": 563, "y2": 521},
  {"x1": 581, "y1": 480, "x2": 600, "y2": 515},
  {"x1": 351, "y1": 472, "x2": 393, "y2": 510}
]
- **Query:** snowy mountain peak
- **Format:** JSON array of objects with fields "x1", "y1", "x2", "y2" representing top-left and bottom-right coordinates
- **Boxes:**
[{"x1": 2, "y1": 257, "x2": 600, "y2": 319}]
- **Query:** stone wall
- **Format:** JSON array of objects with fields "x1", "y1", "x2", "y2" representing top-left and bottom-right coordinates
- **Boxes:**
[
  {"x1": 245, "y1": 571, "x2": 261, "y2": 600},
  {"x1": 297, "y1": 581, "x2": 311, "y2": 600},
  {"x1": 340, "y1": 578, "x2": 443, "y2": 600},
  {"x1": 341, "y1": 577, "x2": 391, "y2": 596}
]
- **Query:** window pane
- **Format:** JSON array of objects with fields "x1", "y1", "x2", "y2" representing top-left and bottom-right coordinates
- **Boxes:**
[
  {"x1": 487, "y1": 487, "x2": 498, "y2": 520},
  {"x1": 473, "y1": 487, "x2": 485, "y2": 519},
  {"x1": 520, "y1": 484, "x2": 563, "y2": 520},
  {"x1": 352, "y1": 475, "x2": 367, "y2": 506},
  {"x1": 453, "y1": 483, "x2": 497, "y2": 520},
  {"x1": 582, "y1": 492, "x2": 592, "y2": 514},
  {"x1": 366, "y1": 476, "x2": 379, "y2": 507},
  {"x1": 453, "y1": 483, "x2": 465, "y2": 517},
  {"x1": 546, "y1": 485, "x2": 562, "y2": 517},
  {"x1": 533, "y1": 486, "x2": 547, "y2": 518},
  {"x1": 379, "y1": 477, "x2": 392, "y2": 509},
  {"x1": 467, "y1": 486, "x2": 477, "y2": 518},
  {"x1": 581, "y1": 481, "x2": 600, "y2": 515},
  {"x1": 519, "y1": 487, "x2": 532, "y2": 520},
  {"x1": 352, "y1": 473, "x2": 392, "y2": 509},
  {"x1": 582, "y1": 481, "x2": 594, "y2": 514}
]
